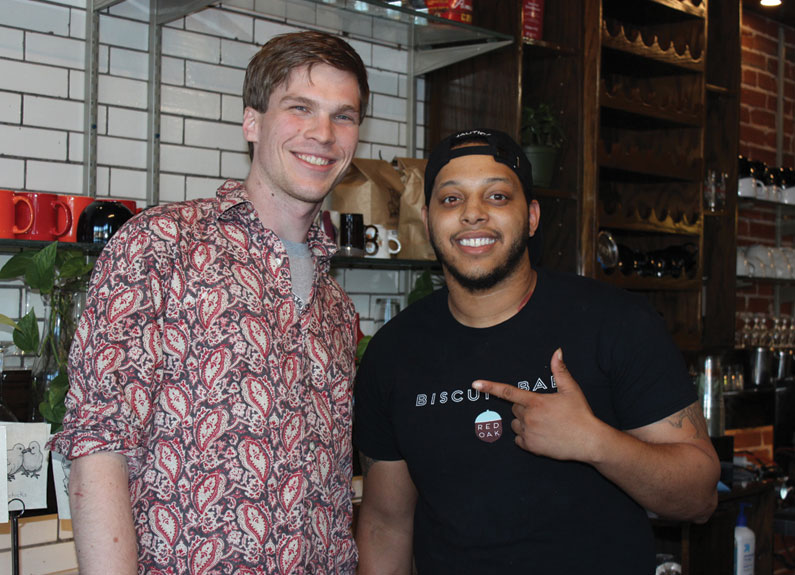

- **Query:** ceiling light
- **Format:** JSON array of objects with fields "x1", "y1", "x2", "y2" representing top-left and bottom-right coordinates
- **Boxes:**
[{"x1": 760, "y1": 0, "x2": 782, "y2": 6}]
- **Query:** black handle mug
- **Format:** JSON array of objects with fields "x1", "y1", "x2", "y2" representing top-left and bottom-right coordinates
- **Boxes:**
[{"x1": 339, "y1": 213, "x2": 366, "y2": 257}]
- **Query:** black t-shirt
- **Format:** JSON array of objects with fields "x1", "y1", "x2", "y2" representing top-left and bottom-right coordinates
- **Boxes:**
[{"x1": 354, "y1": 267, "x2": 697, "y2": 575}]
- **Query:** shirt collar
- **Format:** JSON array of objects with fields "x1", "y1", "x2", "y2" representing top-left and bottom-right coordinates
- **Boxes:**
[{"x1": 215, "y1": 180, "x2": 339, "y2": 264}]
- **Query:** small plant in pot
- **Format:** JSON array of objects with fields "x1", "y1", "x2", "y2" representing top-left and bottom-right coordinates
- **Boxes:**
[
  {"x1": 0, "y1": 242, "x2": 94, "y2": 429},
  {"x1": 521, "y1": 103, "x2": 565, "y2": 189}
]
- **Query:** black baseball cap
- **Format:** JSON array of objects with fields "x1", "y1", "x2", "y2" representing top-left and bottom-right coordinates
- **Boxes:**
[
  {"x1": 424, "y1": 128, "x2": 534, "y2": 205},
  {"x1": 423, "y1": 128, "x2": 543, "y2": 265}
]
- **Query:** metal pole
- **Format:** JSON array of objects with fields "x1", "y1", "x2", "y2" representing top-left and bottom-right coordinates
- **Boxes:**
[
  {"x1": 82, "y1": 0, "x2": 100, "y2": 198},
  {"x1": 406, "y1": 17, "x2": 417, "y2": 157},
  {"x1": 146, "y1": 0, "x2": 163, "y2": 207},
  {"x1": 9, "y1": 498, "x2": 25, "y2": 575}
]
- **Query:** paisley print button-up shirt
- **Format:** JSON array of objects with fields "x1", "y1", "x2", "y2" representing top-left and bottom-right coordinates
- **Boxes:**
[{"x1": 51, "y1": 180, "x2": 358, "y2": 574}]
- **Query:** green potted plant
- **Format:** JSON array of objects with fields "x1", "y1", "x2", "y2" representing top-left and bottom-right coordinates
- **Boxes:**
[
  {"x1": 0, "y1": 242, "x2": 94, "y2": 429},
  {"x1": 521, "y1": 103, "x2": 566, "y2": 189}
]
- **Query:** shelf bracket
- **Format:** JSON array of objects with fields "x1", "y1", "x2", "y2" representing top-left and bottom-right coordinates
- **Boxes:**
[
  {"x1": 146, "y1": 0, "x2": 163, "y2": 207},
  {"x1": 411, "y1": 40, "x2": 513, "y2": 76},
  {"x1": 406, "y1": 35, "x2": 512, "y2": 156}
]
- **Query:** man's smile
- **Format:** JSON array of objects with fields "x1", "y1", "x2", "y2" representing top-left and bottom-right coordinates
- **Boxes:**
[
  {"x1": 458, "y1": 236, "x2": 496, "y2": 248},
  {"x1": 295, "y1": 153, "x2": 334, "y2": 166}
]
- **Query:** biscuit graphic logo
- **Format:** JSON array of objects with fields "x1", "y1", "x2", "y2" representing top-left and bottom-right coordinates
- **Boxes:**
[{"x1": 475, "y1": 410, "x2": 502, "y2": 443}]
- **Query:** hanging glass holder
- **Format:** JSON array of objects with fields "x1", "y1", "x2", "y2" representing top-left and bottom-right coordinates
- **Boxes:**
[
  {"x1": 29, "y1": 288, "x2": 84, "y2": 424},
  {"x1": 0, "y1": 343, "x2": 18, "y2": 422}
]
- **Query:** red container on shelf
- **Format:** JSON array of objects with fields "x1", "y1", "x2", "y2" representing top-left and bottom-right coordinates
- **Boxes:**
[
  {"x1": 522, "y1": 0, "x2": 545, "y2": 40},
  {"x1": 426, "y1": 0, "x2": 473, "y2": 24}
]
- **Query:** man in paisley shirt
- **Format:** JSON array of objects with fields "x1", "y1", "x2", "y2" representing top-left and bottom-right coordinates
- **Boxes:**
[{"x1": 50, "y1": 31, "x2": 369, "y2": 574}]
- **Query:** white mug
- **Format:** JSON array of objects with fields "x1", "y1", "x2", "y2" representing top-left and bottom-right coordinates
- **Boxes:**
[
  {"x1": 365, "y1": 225, "x2": 402, "y2": 259},
  {"x1": 386, "y1": 229, "x2": 401, "y2": 255},
  {"x1": 738, "y1": 178, "x2": 755, "y2": 198}
]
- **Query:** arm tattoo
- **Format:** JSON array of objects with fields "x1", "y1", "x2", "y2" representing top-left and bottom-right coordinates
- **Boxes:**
[
  {"x1": 665, "y1": 403, "x2": 709, "y2": 440},
  {"x1": 361, "y1": 453, "x2": 379, "y2": 478}
]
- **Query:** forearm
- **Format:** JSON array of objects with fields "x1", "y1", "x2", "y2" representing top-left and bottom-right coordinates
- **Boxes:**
[
  {"x1": 355, "y1": 457, "x2": 416, "y2": 575},
  {"x1": 356, "y1": 505, "x2": 414, "y2": 575},
  {"x1": 69, "y1": 452, "x2": 138, "y2": 575},
  {"x1": 588, "y1": 423, "x2": 719, "y2": 522}
]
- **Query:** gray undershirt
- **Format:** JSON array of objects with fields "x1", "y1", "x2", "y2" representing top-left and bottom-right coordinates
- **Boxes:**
[{"x1": 281, "y1": 239, "x2": 314, "y2": 311}]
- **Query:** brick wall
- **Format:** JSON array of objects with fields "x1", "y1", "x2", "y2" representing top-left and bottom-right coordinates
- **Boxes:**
[
  {"x1": 725, "y1": 424, "x2": 775, "y2": 462},
  {"x1": 737, "y1": 11, "x2": 795, "y2": 318}
]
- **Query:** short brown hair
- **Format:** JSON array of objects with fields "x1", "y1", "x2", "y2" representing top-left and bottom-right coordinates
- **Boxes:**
[{"x1": 243, "y1": 30, "x2": 370, "y2": 121}]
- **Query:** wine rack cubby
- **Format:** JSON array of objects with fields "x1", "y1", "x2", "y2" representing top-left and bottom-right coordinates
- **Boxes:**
[{"x1": 594, "y1": 0, "x2": 714, "y2": 350}]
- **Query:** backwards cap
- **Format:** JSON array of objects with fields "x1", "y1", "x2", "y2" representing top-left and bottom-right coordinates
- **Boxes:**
[
  {"x1": 424, "y1": 128, "x2": 534, "y2": 205},
  {"x1": 423, "y1": 128, "x2": 542, "y2": 265}
]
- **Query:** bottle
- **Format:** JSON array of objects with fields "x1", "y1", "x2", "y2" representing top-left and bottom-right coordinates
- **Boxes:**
[{"x1": 734, "y1": 503, "x2": 755, "y2": 575}]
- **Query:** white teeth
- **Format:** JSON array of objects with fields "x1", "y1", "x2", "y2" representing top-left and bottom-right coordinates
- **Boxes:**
[
  {"x1": 459, "y1": 237, "x2": 495, "y2": 247},
  {"x1": 296, "y1": 153, "x2": 332, "y2": 166}
]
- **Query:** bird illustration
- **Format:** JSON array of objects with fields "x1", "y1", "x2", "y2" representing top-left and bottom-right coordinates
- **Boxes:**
[
  {"x1": 22, "y1": 441, "x2": 44, "y2": 478},
  {"x1": 7, "y1": 443, "x2": 25, "y2": 481}
]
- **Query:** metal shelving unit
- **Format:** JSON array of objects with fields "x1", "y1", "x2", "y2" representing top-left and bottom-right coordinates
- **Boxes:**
[{"x1": 82, "y1": 0, "x2": 513, "y2": 205}]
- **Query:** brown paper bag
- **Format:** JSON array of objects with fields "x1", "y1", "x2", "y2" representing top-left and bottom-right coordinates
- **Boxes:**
[
  {"x1": 330, "y1": 159, "x2": 402, "y2": 228},
  {"x1": 394, "y1": 157, "x2": 436, "y2": 261}
]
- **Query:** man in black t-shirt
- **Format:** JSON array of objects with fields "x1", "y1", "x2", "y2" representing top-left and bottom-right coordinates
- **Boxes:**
[{"x1": 354, "y1": 129, "x2": 721, "y2": 574}]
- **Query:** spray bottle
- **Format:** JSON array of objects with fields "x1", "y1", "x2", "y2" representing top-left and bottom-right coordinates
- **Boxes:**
[{"x1": 734, "y1": 503, "x2": 755, "y2": 575}]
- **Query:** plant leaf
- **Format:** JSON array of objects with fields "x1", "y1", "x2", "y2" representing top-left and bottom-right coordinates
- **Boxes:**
[
  {"x1": 0, "y1": 252, "x2": 35, "y2": 280},
  {"x1": 26, "y1": 242, "x2": 58, "y2": 293},
  {"x1": 49, "y1": 371, "x2": 70, "y2": 402},
  {"x1": 13, "y1": 310, "x2": 39, "y2": 353},
  {"x1": 38, "y1": 401, "x2": 56, "y2": 424},
  {"x1": 38, "y1": 372, "x2": 69, "y2": 427},
  {"x1": 408, "y1": 269, "x2": 434, "y2": 304},
  {"x1": 0, "y1": 314, "x2": 19, "y2": 329},
  {"x1": 355, "y1": 335, "x2": 372, "y2": 366},
  {"x1": 60, "y1": 257, "x2": 94, "y2": 281}
]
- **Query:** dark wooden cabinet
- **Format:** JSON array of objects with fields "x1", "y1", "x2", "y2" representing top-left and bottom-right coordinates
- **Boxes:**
[
  {"x1": 426, "y1": 0, "x2": 740, "y2": 352},
  {"x1": 652, "y1": 481, "x2": 775, "y2": 575}
]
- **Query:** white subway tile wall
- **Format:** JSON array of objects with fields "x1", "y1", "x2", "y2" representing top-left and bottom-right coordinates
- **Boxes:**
[
  {"x1": 0, "y1": 517, "x2": 78, "y2": 575},
  {"x1": 0, "y1": 0, "x2": 430, "y2": 568}
]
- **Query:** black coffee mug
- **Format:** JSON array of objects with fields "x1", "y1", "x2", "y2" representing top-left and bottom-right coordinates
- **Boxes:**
[
  {"x1": 338, "y1": 213, "x2": 376, "y2": 257},
  {"x1": 76, "y1": 200, "x2": 134, "y2": 244}
]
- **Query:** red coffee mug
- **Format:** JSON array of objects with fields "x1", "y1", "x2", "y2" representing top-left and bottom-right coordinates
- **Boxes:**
[
  {"x1": 0, "y1": 190, "x2": 33, "y2": 239},
  {"x1": 58, "y1": 195, "x2": 96, "y2": 243},
  {"x1": 15, "y1": 192, "x2": 72, "y2": 241}
]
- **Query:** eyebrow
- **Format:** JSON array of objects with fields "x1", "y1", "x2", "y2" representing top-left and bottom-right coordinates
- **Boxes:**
[
  {"x1": 280, "y1": 95, "x2": 360, "y2": 118},
  {"x1": 437, "y1": 176, "x2": 513, "y2": 190}
]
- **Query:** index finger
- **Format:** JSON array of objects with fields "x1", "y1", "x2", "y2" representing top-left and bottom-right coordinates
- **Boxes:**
[{"x1": 472, "y1": 380, "x2": 533, "y2": 405}]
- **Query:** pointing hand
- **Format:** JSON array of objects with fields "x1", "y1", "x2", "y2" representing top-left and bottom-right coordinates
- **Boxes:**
[{"x1": 472, "y1": 348, "x2": 604, "y2": 462}]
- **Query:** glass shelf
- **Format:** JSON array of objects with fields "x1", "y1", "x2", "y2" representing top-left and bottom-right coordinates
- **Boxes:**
[
  {"x1": 332, "y1": 255, "x2": 439, "y2": 270},
  {"x1": 147, "y1": 0, "x2": 513, "y2": 72},
  {"x1": 0, "y1": 240, "x2": 440, "y2": 271},
  {"x1": 0, "y1": 239, "x2": 106, "y2": 255}
]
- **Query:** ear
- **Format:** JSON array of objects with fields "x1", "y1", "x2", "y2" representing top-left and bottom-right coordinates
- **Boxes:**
[
  {"x1": 528, "y1": 199, "x2": 541, "y2": 237},
  {"x1": 242, "y1": 107, "x2": 259, "y2": 144}
]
